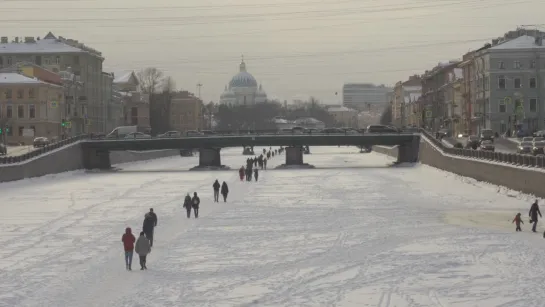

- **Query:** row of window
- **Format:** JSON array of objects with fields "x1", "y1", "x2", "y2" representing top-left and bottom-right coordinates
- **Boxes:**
[
  {"x1": 2, "y1": 126, "x2": 36, "y2": 137},
  {"x1": 3, "y1": 88, "x2": 37, "y2": 99},
  {"x1": 497, "y1": 76, "x2": 538, "y2": 89},
  {"x1": 497, "y1": 60, "x2": 538, "y2": 70},
  {"x1": 0, "y1": 55, "x2": 77, "y2": 66},
  {"x1": 498, "y1": 98, "x2": 539, "y2": 113},
  {"x1": 0, "y1": 105, "x2": 37, "y2": 119}
]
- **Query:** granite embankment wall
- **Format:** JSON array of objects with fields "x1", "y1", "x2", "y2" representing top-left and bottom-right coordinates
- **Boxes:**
[
  {"x1": 374, "y1": 138, "x2": 545, "y2": 198},
  {"x1": 0, "y1": 143, "x2": 180, "y2": 183}
]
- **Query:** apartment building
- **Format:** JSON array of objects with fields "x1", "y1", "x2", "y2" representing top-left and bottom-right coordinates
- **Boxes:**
[
  {"x1": 442, "y1": 68, "x2": 464, "y2": 136},
  {"x1": 0, "y1": 72, "x2": 64, "y2": 144},
  {"x1": 113, "y1": 71, "x2": 150, "y2": 129},
  {"x1": 462, "y1": 34, "x2": 545, "y2": 135},
  {"x1": 342, "y1": 83, "x2": 393, "y2": 111},
  {"x1": 171, "y1": 93, "x2": 203, "y2": 132},
  {"x1": 0, "y1": 32, "x2": 106, "y2": 134},
  {"x1": 391, "y1": 75, "x2": 421, "y2": 127},
  {"x1": 326, "y1": 105, "x2": 359, "y2": 128}
]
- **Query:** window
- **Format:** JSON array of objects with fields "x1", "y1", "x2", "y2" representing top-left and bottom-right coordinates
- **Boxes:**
[
  {"x1": 16, "y1": 89, "x2": 23, "y2": 99},
  {"x1": 484, "y1": 76, "x2": 489, "y2": 90},
  {"x1": 0, "y1": 57, "x2": 3, "y2": 66},
  {"x1": 530, "y1": 98, "x2": 538, "y2": 112},
  {"x1": 6, "y1": 106, "x2": 12, "y2": 118},
  {"x1": 498, "y1": 61, "x2": 505, "y2": 69},
  {"x1": 499, "y1": 100, "x2": 506, "y2": 113},
  {"x1": 7, "y1": 56, "x2": 12, "y2": 65},
  {"x1": 18, "y1": 126, "x2": 24, "y2": 136},
  {"x1": 55, "y1": 56, "x2": 60, "y2": 64},
  {"x1": 530, "y1": 77, "x2": 537, "y2": 88},
  {"x1": 30, "y1": 125, "x2": 35, "y2": 135},
  {"x1": 44, "y1": 57, "x2": 51, "y2": 65},
  {"x1": 514, "y1": 61, "x2": 522, "y2": 69},
  {"x1": 131, "y1": 107, "x2": 138, "y2": 117},
  {"x1": 531, "y1": 60, "x2": 536, "y2": 68},
  {"x1": 498, "y1": 76, "x2": 506, "y2": 89},
  {"x1": 514, "y1": 78, "x2": 522, "y2": 89},
  {"x1": 29, "y1": 104, "x2": 35, "y2": 119},
  {"x1": 500, "y1": 122, "x2": 507, "y2": 134},
  {"x1": 74, "y1": 55, "x2": 79, "y2": 64},
  {"x1": 35, "y1": 56, "x2": 42, "y2": 65},
  {"x1": 17, "y1": 105, "x2": 24, "y2": 118},
  {"x1": 5, "y1": 89, "x2": 12, "y2": 99},
  {"x1": 28, "y1": 88, "x2": 35, "y2": 99}
]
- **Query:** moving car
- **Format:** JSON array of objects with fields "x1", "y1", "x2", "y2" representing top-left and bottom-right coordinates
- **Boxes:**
[
  {"x1": 124, "y1": 132, "x2": 151, "y2": 139},
  {"x1": 366, "y1": 125, "x2": 399, "y2": 133},
  {"x1": 33, "y1": 137, "x2": 50, "y2": 148},
  {"x1": 465, "y1": 135, "x2": 481, "y2": 149},
  {"x1": 532, "y1": 140, "x2": 545, "y2": 155},
  {"x1": 436, "y1": 129, "x2": 449, "y2": 139},
  {"x1": 479, "y1": 140, "x2": 495, "y2": 152},
  {"x1": 517, "y1": 141, "x2": 533, "y2": 154},
  {"x1": 480, "y1": 129, "x2": 495, "y2": 142},
  {"x1": 157, "y1": 131, "x2": 181, "y2": 138},
  {"x1": 186, "y1": 130, "x2": 203, "y2": 137}
]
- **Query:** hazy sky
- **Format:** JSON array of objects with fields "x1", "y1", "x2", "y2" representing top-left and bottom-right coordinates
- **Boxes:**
[{"x1": 1, "y1": 0, "x2": 544, "y2": 103}]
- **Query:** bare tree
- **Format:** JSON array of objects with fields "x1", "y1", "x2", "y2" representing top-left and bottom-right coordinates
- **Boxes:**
[
  {"x1": 161, "y1": 76, "x2": 176, "y2": 93},
  {"x1": 137, "y1": 67, "x2": 164, "y2": 94}
]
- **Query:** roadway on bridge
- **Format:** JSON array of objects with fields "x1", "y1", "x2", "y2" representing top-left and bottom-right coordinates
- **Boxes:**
[{"x1": 0, "y1": 147, "x2": 540, "y2": 306}]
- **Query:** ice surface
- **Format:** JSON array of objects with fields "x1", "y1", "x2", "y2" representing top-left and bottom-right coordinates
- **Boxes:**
[{"x1": 0, "y1": 147, "x2": 543, "y2": 307}]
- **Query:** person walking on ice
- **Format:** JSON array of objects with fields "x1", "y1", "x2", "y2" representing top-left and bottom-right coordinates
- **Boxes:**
[
  {"x1": 513, "y1": 213, "x2": 524, "y2": 231},
  {"x1": 239, "y1": 166, "x2": 245, "y2": 181},
  {"x1": 143, "y1": 209, "x2": 158, "y2": 247},
  {"x1": 183, "y1": 193, "x2": 192, "y2": 218},
  {"x1": 254, "y1": 168, "x2": 259, "y2": 181},
  {"x1": 529, "y1": 200, "x2": 542, "y2": 233},
  {"x1": 221, "y1": 181, "x2": 229, "y2": 202},
  {"x1": 121, "y1": 227, "x2": 135, "y2": 271},
  {"x1": 135, "y1": 231, "x2": 151, "y2": 270},
  {"x1": 192, "y1": 192, "x2": 201, "y2": 218},
  {"x1": 213, "y1": 179, "x2": 220, "y2": 202}
]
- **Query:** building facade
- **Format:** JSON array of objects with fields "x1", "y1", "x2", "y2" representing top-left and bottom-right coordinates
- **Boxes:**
[
  {"x1": 0, "y1": 33, "x2": 106, "y2": 134},
  {"x1": 0, "y1": 72, "x2": 64, "y2": 144},
  {"x1": 112, "y1": 70, "x2": 150, "y2": 129},
  {"x1": 220, "y1": 59, "x2": 267, "y2": 105},
  {"x1": 392, "y1": 75, "x2": 421, "y2": 127},
  {"x1": 170, "y1": 93, "x2": 203, "y2": 132},
  {"x1": 327, "y1": 106, "x2": 359, "y2": 128},
  {"x1": 342, "y1": 83, "x2": 393, "y2": 111}
]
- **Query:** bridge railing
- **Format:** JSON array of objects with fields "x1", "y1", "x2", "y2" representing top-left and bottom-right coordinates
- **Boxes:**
[
  {"x1": 0, "y1": 134, "x2": 89, "y2": 165},
  {"x1": 419, "y1": 128, "x2": 545, "y2": 169}
]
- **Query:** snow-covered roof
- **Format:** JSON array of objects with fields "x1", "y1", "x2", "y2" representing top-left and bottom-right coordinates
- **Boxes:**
[
  {"x1": 402, "y1": 85, "x2": 421, "y2": 92},
  {"x1": 0, "y1": 37, "x2": 83, "y2": 54},
  {"x1": 0, "y1": 73, "x2": 59, "y2": 86},
  {"x1": 113, "y1": 71, "x2": 136, "y2": 84},
  {"x1": 328, "y1": 106, "x2": 356, "y2": 112},
  {"x1": 490, "y1": 35, "x2": 545, "y2": 50}
]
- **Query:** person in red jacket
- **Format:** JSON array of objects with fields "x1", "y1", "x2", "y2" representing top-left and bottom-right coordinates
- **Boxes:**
[
  {"x1": 121, "y1": 227, "x2": 136, "y2": 270},
  {"x1": 513, "y1": 213, "x2": 524, "y2": 232}
]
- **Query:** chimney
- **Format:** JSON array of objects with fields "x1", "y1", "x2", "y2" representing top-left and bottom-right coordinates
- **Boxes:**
[
  {"x1": 0, "y1": 37, "x2": 7, "y2": 44},
  {"x1": 24, "y1": 36, "x2": 35, "y2": 43}
]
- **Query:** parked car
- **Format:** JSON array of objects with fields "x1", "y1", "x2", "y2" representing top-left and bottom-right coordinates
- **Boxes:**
[
  {"x1": 321, "y1": 128, "x2": 344, "y2": 134},
  {"x1": 532, "y1": 141, "x2": 545, "y2": 155},
  {"x1": 517, "y1": 141, "x2": 533, "y2": 154},
  {"x1": 479, "y1": 140, "x2": 495, "y2": 152},
  {"x1": 33, "y1": 137, "x2": 50, "y2": 148},
  {"x1": 533, "y1": 130, "x2": 545, "y2": 137},
  {"x1": 124, "y1": 132, "x2": 151, "y2": 139},
  {"x1": 157, "y1": 131, "x2": 181, "y2": 138},
  {"x1": 0, "y1": 143, "x2": 6, "y2": 155},
  {"x1": 180, "y1": 149, "x2": 193, "y2": 157},
  {"x1": 465, "y1": 135, "x2": 481, "y2": 149},
  {"x1": 480, "y1": 129, "x2": 494, "y2": 142}
]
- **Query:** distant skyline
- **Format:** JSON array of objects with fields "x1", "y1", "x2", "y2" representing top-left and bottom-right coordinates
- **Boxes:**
[{"x1": 1, "y1": 0, "x2": 544, "y2": 103}]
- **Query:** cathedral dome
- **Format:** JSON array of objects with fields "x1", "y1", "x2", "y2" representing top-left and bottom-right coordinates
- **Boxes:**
[{"x1": 228, "y1": 60, "x2": 258, "y2": 89}]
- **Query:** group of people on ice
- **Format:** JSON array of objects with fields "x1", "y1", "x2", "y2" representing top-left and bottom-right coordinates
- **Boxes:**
[
  {"x1": 512, "y1": 200, "x2": 542, "y2": 233},
  {"x1": 239, "y1": 147, "x2": 284, "y2": 182},
  {"x1": 121, "y1": 208, "x2": 158, "y2": 271}
]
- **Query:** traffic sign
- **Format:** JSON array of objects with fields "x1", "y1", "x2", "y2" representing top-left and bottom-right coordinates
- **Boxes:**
[
  {"x1": 50, "y1": 101, "x2": 58, "y2": 108},
  {"x1": 504, "y1": 97, "x2": 512, "y2": 104}
]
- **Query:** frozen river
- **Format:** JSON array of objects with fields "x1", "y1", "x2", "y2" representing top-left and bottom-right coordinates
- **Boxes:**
[{"x1": 0, "y1": 147, "x2": 543, "y2": 307}]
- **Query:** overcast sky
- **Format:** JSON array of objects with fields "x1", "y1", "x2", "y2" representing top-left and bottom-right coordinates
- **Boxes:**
[{"x1": 1, "y1": 0, "x2": 544, "y2": 103}]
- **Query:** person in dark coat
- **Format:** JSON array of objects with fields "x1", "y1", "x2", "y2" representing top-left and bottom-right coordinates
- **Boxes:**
[
  {"x1": 239, "y1": 166, "x2": 245, "y2": 181},
  {"x1": 263, "y1": 158, "x2": 267, "y2": 170},
  {"x1": 221, "y1": 181, "x2": 229, "y2": 202},
  {"x1": 183, "y1": 193, "x2": 192, "y2": 218},
  {"x1": 192, "y1": 192, "x2": 201, "y2": 218},
  {"x1": 134, "y1": 231, "x2": 151, "y2": 270},
  {"x1": 213, "y1": 179, "x2": 220, "y2": 202},
  {"x1": 142, "y1": 212, "x2": 157, "y2": 247},
  {"x1": 254, "y1": 168, "x2": 259, "y2": 181},
  {"x1": 529, "y1": 200, "x2": 542, "y2": 232}
]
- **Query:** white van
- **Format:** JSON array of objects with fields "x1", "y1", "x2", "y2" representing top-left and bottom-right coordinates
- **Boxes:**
[{"x1": 106, "y1": 126, "x2": 138, "y2": 139}]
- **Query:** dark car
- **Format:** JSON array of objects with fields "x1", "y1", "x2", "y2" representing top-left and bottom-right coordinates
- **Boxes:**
[
  {"x1": 479, "y1": 140, "x2": 495, "y2": 152},
  {"x1": 532, "y1": 141, "x2": 545, "y2": 155},
  {"x1": 33, "y1": 137, "x2": 50, "y2": 148},
  {"x1": 465, "y1": 135, "x2": 481, "y2": 149},
  {"x1": 517, "y1": 141, "x2": 533, "y2": 154},
  {"x1": 366, "y1": 125, "x2": 399, "y2": 133},
  {"x1": 436, "y1": 129, "x2": 449, "y2": 139},
  {"x1": 480, "y1": 129, "x2": 494, "y2": 142},
  {"x1": 158, "y1": 131, "x2": 182, "y2": 138}
]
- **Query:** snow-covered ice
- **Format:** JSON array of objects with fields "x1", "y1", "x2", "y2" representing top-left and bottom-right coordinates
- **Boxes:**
[{"x1": 0, "y1": 147, "x2": 544, "y2": 307}]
